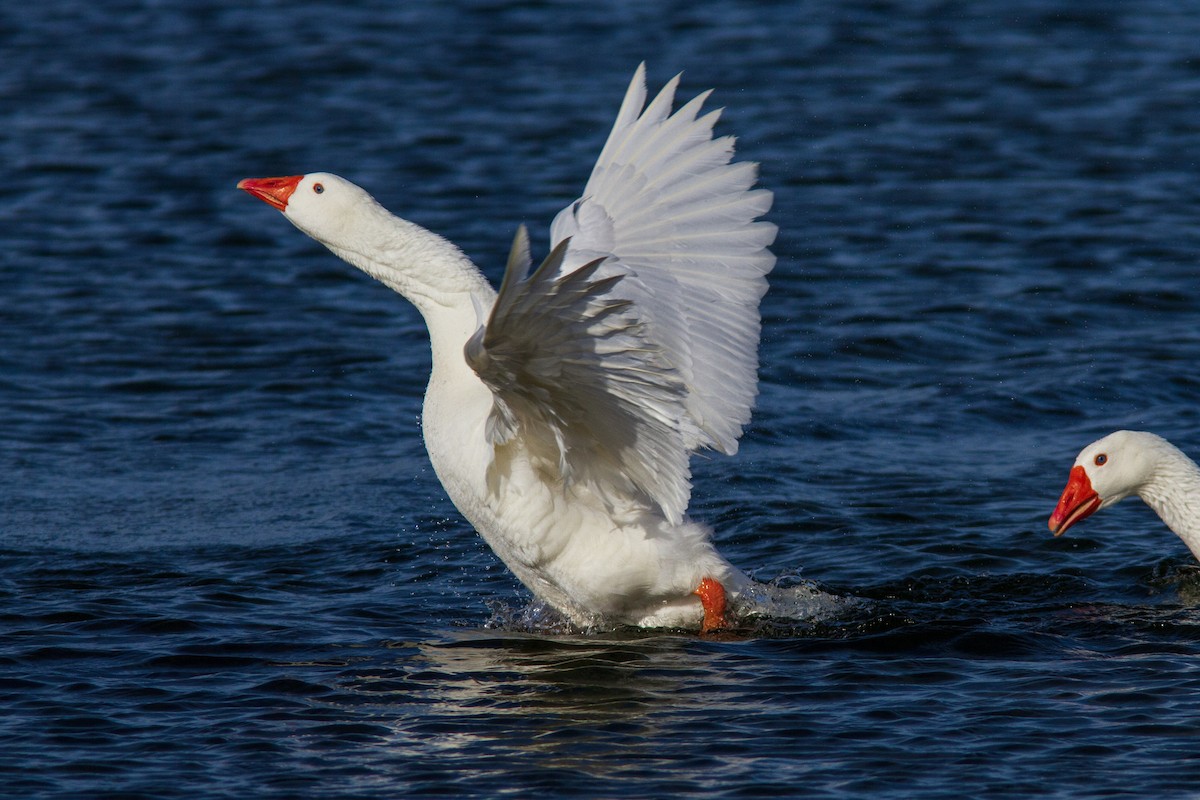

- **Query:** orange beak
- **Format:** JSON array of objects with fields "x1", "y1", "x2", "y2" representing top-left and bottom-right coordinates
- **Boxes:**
[
  {"x1": 1048, "y1": 465, "x2": 1102, "y2": 536},
  {"x1": 237, "y1": 175, "x2": 303, "y2": 212}
]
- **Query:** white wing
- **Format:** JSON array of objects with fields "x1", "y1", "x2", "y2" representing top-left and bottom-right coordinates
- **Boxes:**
[
  {"x1": 465, "y1": 227, "x2": 698, "y2": 523},
  {"x1": 466, "y1": 66, "x2": 776, "y2": 524},
  {"x1": 550, "y1": 63, "x2": 777, "y2": 456}
]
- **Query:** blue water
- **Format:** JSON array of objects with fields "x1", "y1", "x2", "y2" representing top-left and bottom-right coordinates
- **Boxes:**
[{"x1": 7, "y1": 1, "x2": 1200, "y2": 797}]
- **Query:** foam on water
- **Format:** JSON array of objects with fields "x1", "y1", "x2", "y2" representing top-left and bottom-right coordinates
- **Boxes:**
[{"x1": 482, "y1": 575, "x2": 857, "y2": 637}]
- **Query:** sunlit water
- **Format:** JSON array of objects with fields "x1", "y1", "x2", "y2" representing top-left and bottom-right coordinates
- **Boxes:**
[{"x1": 7, "y1": 1, "x2": 1200, "y2": 797}]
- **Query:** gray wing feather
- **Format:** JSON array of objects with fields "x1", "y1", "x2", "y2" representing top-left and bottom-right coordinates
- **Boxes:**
[{"x1": 465, "y1": 226, "x2": 697, "y2": 523}]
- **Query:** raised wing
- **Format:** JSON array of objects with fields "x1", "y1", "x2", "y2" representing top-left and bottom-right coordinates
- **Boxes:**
[
  {"x1": 549, "y1": 63, "x2": 777, "y2": 456},
  {"x1": 465, "y1": 226, "x2": 698, "y2": 523},
  {"x1": 466, "y1": 67, "x2": 775, "y2": 525}
]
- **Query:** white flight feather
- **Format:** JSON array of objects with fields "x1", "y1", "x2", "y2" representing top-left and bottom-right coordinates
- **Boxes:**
[{"x1": 464, "y1": 64, "x2": 776, "y2": 524}]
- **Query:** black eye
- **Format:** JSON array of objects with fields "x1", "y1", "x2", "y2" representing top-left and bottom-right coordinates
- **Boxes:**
[
  {"x1": 313, "y1": 183, "x2": 324, "y2": 194},
  {"x1": 1094, "y1": 453, "x2": 1107, "y2": 466}
]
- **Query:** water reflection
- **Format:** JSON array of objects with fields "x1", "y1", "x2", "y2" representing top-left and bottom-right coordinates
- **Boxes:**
[{"x1": 334, "y1": 631, "x2": 749, "y2": 773}]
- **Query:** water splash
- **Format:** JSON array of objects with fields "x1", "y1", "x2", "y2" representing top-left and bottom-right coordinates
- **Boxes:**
[
  {"x1": 484, "y1": 598, "x2": 581, "y2": 635},
  {"x1": 482, "y1": 573, "x2": 859, "y2": 637},
  {"x1": 735, "y1": 571, "x2": 860, "y2": 628}
]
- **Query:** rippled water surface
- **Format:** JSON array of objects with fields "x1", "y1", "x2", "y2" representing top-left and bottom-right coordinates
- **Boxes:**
[{"x1": 7, "y1": 1, "x2": 1200, "y2": 797}]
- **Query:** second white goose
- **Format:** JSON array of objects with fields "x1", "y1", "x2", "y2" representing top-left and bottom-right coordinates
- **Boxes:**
[{"x1": 1050, "y1": 430, "x2": 1200, "y2": 561}]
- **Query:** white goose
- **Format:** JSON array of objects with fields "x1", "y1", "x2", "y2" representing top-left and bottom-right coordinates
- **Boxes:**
[
  {"x1": 237, "y1": 66, "x2": 777, "y2": 631},
  {"x1": 1049, "y1": 430, "x2": 1200, "y2": 560}
]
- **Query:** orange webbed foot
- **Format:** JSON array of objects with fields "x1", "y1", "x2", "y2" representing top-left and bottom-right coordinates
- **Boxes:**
[{"x1": 693, "y1": 577, "x2": 727, "y2": 634}]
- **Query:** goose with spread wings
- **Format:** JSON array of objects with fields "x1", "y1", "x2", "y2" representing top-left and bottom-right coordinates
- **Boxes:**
[{"x1": 238, "y1": 65, "x2": 777, "y2": 631}]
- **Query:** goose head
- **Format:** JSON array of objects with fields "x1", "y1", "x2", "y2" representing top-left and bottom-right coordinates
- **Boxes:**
[
  {"x1": 237, "y1": 173, "x2": 385, "y2": 248},
  {"x1": 1048, "y1": 430, "x2": 1165, "y2": 536}
]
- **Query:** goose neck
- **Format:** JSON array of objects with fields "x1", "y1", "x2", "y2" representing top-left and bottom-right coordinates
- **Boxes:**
[{"x1": 1140, "y1": 451, "x2": 1200, "y2": 560}]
